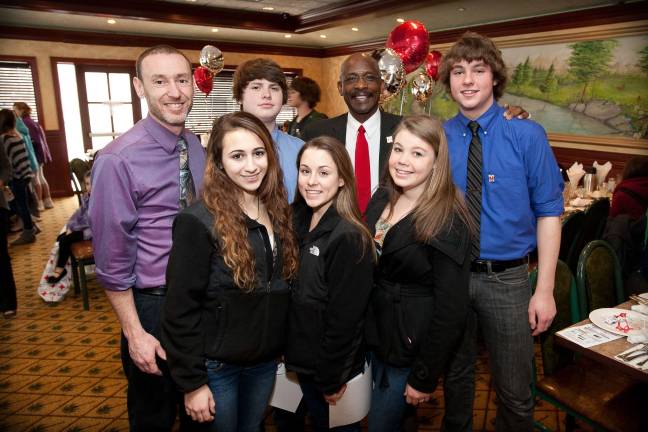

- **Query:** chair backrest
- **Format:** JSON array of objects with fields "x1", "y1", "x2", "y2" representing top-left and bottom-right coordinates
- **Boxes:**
[
  {"x1": 560, "y1": 211, "x2": 585, "y2": 267},
  {"x1": 576, "y1": 240, "x2": 624, "y2": 321},
  {"x1": 566, "y1": 199, "x2": 610, "y2": 273},
  {"x1": 69, "y1": 158, "x2": 90, "y2": 206},
  {"x1": 532, "y1": 260, "x2": 579, "y2": 376}
]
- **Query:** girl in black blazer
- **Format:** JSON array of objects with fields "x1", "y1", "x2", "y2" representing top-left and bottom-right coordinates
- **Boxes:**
[
  {"x1": 364, "y1": 115, "x2": 473, "y2": 431},
  {"x1": 161, "y1": 112, "x2": 299, "y2": 430},
  {"x1": 285, "y1": 136, "x2": 375, "y2": 431}
]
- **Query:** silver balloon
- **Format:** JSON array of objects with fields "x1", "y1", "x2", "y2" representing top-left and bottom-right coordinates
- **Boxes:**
[
  {"x1": 199, "y1": 45, "x2": 224, "y2": 75},
  {"x1": 371, "y1": 48, "x2": 405, "y2": 102},
  {"x1": 411, "y1": 72, "x2": 433, "y2": 102}
]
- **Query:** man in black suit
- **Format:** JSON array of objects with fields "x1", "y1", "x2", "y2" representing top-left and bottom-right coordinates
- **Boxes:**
[{"x1": 302, "y1": 53, "x2": 401, "y2": 212}]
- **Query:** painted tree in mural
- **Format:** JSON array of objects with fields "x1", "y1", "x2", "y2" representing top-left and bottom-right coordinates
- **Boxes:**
[
  {"x1": 540, "y1": 63, "x2": 558, "y2": 93},
  {"x1": 511, "y1": 57, "x2": 532, "y2": 86},
  {"x1": 639, "y1": 46, "x2": 648, "y2": 75},
  {"x1": 568, "y1": 39, "x2": 617, "y2": 102}
]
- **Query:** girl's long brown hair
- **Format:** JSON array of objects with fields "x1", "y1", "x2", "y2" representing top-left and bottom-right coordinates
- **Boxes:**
[
  {"x1": 202, "y1": 112, "x2": 298, "y2": 291},
  {"x1": 384, "y1": 114, "x2": 474, "y2": 242},
  {"x1": 294, "y1": 136, "x2": 375, "y2": 260}
]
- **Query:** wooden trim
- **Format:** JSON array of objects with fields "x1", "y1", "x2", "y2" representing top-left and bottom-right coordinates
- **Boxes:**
[
  {"x1": 0, "y1": 55, "x2": 45, "y2": 128},
  {"x1": 551, "y1": 147, "x2": 635, "y2": 178},
  {"x1": 323, "y1": 3, "x2": 648, "y2": 56},
  {"x1": 296, "y1": 0, "x2": 431, "y2": 33},
  {"x1": 3, "y1": 27, "x2": 326, "y2": 58},
  {"x1": 1, "y1": 0, "x2": 296, "y2": 32}
]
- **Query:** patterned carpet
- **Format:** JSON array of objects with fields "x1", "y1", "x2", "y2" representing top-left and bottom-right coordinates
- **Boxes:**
[{"x1": 0, "y1": 196, "x2": 573, "y2": 431}]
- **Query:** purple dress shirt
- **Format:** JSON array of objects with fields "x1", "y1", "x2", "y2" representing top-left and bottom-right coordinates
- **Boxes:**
[{"x1": 89, "y1": 116, "x2": 206, "y2": 291}]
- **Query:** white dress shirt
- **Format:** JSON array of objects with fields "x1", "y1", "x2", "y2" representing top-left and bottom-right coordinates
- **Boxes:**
[{"x1": 345, "y1": 109, "x2": 381, "y2": 194}]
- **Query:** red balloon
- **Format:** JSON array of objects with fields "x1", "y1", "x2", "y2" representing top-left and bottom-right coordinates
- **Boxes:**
[
  {"x1": 194, "y1": 66, "x2": 213, "y2": 95},
  {"x1": 425, "y1": 50, "x2": 443, "y2": 81},
  {"x1": 386, "y1": 21, "x2": 430, "y2": 74}
]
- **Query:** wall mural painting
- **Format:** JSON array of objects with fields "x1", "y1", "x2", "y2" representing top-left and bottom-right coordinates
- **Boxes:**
[{"x1": 386, "y1": 35, "x2": 648, "y2": 140}]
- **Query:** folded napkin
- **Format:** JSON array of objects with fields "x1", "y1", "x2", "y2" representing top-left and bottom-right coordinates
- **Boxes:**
[
  {"x1": 566, "y1": 162, "x2": 585, "y2": 188},
  {"x1": 593, "y1": 161, "x2": 612, "y2": 187},
  {"x1": 631, "y1": 304, "x2": 648, "y2": 316}
]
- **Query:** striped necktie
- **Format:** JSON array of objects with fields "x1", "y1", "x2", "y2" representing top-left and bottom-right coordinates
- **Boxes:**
[
  {"x1": 466, "y1": 121, "x2": 482, "y2": 260},
  {"x1": 178, "y1": 137, "x2": 195, "y2": 209}
]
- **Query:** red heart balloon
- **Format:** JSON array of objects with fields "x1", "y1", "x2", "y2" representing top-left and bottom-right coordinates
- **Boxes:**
[
  {"x1": 386, "y1": 21, "x2": 430, "y2": 74},
  {"x1": 425, "y1": 50, "x2": 443, "y2": 81},
  {"x1": 194, "y1": 66, "x2": 214, "y2": 95}
]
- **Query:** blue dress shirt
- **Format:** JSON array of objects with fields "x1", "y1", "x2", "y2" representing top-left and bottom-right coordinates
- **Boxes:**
[
  {"x1": 444, "y1": 102, "x2": 564, "y2": 260},
  {"x1": 272, "y1": 127, "x2": 304, "y2": 203}
]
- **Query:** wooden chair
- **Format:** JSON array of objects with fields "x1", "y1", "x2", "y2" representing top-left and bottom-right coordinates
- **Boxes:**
[
  {"x1": 70, "y1": 240, "x2": 94, "y2": 310},
  {"x1": 567, "y1": 198, "x2": 610, "y2": 274},
  {"x1": 532, "y1": 260, "x2": 646, "y2": 432},
  {"x1": 576, "y1": 240, "x2": 624, "y2": 321},
  {"x1": 69, "y1": 158, "x2": 90, "y2": 207}
]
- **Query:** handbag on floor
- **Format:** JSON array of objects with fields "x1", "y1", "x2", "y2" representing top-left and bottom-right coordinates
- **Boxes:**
[{"x1": 37, "y1": 242, "x2": 72, "y2": 303}]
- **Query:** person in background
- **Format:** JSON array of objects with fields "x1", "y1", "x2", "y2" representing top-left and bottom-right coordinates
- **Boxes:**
[
  {"x1": 287, "y1": 76, "x2": 328, "y2": 140},
  {"x1": 89, "y1": 45, "x2": 206, "y2": 431},
  {"x1": 439, "y1": 32, "x2": 563, "y2": 432},
  {"x1": 285, "y1": 136, "x2": 374, "y2": 431},
  {"x1": 162, "y1": 112, "x2": 298, "y2": 431},
  {"x1": 0, "y1": 131, "x2": 17, "y2": 318},
  {"x1": 0, "y1": 109, "x2": 37, "y2": 246},
  {"x1": 233, "y1": 58, "x2": 304, "y2": 202},
  {"x1": 364, "y1": 115, "x2": 472, "y2": 431},
  {"x1": 46, "y1": 171, "x2": 92, "y2": 284},
  {"x1": 610, "y1": 156, "x2": 648, "y2": 219},
  {"x1": 13, "y1": 102, "x2": 54, "y2": 210}
]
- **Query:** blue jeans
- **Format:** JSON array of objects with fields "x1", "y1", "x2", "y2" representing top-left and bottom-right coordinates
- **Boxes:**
[
  {"x1": 298, "y1": 374, "x2": 361, "y2": 432},
  {"x1": 367, "y1": 354, "x2": 411, "y2": 432},
  {"x1": 442, "y1": 264, "x2": 534, "y2": 432},
  {"x1": 204, "y1": 359, "x2": 277, "y2": 432}
]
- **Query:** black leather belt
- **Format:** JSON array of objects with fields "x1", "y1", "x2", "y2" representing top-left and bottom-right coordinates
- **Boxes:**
[
  {"x1": 137, "y1": 286, "x2": 167, "y2": 296},
  {"x1": 470, "y1": 257, "x2": 528, "y2": 273}
]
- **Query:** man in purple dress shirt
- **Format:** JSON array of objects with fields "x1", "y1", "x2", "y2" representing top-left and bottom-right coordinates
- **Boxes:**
[{"x1": 89, "y1": 45, "x2": 206, "y2": 431}]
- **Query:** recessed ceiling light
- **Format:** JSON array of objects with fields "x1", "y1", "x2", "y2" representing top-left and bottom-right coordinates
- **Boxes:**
[
  {"x1": 320, "y1": 34, "x2": 327, "y2": 39},
  {"x1": 351, "y1": 27, "x2": 359, "y2": 32},
  {"x1": 263, "y1": 6, "x2": 274, "y2": 10},
  {"x1": 107, "y1": 19, "x2": 116, "y2": 24},
  {"x1": 211, "y1": 28, "x2": 219, "y2": 32},
  {"x1": 458, "y1": 7, "x2": 466, "y2": 12},
  {"x1": 186, "y1": 0, "x2": 197, "y2": 2},
  {"x1": 284, "y1": 34, "x2": 292, "y2": 38},
  {"x1": 396, "y1": 18, "x2": 405, "y2": 23}
]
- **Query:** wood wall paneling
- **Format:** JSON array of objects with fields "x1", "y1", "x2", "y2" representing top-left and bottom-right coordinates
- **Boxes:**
[
  {"x1": 43, "y1": 129, "x2": 72, "y2": 197},
  {"x1": 552, "y1": 147, "x2": 635, "y2": 180}
]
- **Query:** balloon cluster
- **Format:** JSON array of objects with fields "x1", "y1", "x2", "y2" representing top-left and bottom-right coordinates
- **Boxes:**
[
  {"x1": 374, "y1": 21, "x2": 443, "y2": 104},
  {"x1": 194, "y1": 45, "x2": 225, "y2": 96}
]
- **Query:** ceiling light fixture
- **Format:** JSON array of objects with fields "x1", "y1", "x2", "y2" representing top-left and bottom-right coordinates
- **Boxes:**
[
  {"x1": 186, "y1": 0, "x2": 197, "y2": 2},
  {"x1": 284, "y1": 34, "x2": 292, "y2": 38},
  {"x1": 263, "y1": 6, "x2": 274, "y2": 10},
  {"x1": 396, "y1": 18, "x2": 405, "y2": 23},
  {"x1": 458, "y1": 7, "x2": 466, "y2": 12},
  {"x1": 320, "y1": 34, "x2": 327, "y2": 38},
  {"x1": 211, "y1": 28, "x2": 219, "y2": 32},
  {"x1": 351, "y1": 27, "x2": 359, "y2": 32},
  {"x1": 107, "y1": 19, "x2": 116, "y2": 24}
]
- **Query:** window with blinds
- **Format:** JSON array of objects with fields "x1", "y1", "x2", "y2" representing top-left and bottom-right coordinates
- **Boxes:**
[
  {"x1": 0, "y1": 61, "x2": 39, "y2": 122},
  {"x1": 185, "y1": 70, "x2": 296, "y2": 134}
]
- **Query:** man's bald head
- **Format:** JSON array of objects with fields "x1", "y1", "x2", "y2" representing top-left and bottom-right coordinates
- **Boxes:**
[{"x1": 338, "y1": 53, "x2": 383, "y2": 123}]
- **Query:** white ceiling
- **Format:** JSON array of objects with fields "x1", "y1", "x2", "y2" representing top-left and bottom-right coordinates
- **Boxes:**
[{"x1": 0, "y1": 0, "x2": 622, "y2": 49}]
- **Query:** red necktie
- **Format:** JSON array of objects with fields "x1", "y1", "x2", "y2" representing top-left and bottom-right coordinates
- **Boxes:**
[{"x1": 355, "y1": 125, "x2": 371, "y2": 213}]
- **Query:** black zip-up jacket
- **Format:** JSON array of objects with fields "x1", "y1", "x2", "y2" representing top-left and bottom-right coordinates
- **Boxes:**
[
  {"x1": 161, "y1": 201, "x2": 292, "y2": 393},
  {"x1": 285, "y1": 202, "x2": 374, "y2": 394},
  {"x1": 364, "y1": 189, "x2": 471, "y2": 392}
]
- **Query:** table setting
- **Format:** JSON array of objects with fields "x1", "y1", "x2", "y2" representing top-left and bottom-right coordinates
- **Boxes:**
[{"x1": 563, "y1": 161, "x2": 614, "y2": 214}]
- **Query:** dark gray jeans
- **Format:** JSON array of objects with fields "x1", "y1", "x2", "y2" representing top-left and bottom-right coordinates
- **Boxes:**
[{"x1": 442, "y1": 264, "x2": 534, "y2": 432}]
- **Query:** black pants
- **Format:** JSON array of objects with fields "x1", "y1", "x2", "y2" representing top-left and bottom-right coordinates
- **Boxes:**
[
  {"x1": 0, "y1": 208, "x2": 17, "y2": 312},
  {"x1": 56, "y1": 231, "x2": 84, "y2": 269},
  {"x1": 9, "y1": 178, "x2": 33, "y2": 230},
  {"x1": 122, "y1": 289, "x2": 195, "y2": 431}
]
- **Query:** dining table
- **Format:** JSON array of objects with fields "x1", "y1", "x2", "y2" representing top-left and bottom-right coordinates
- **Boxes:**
[{"x1": 555, "y1": 300, "x2": 648, "y2": 383}]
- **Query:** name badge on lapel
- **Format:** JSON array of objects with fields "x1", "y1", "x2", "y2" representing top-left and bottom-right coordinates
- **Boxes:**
[
  {"x1": 488, "y1": 174, "x2": 495, "y2": 183},
  {"x1": 309, "y1": 246, "x2": 320, "y2": 256}
]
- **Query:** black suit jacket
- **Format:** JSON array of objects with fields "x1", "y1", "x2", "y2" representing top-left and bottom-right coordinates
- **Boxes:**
[{"x1": 302, "y1": 110, "x2": 402, "y2": 179}]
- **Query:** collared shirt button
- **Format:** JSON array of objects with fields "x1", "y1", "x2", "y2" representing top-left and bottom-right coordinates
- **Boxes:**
[{"x1": 484, "y1": 131, "x2": 488, "y2": 135}]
